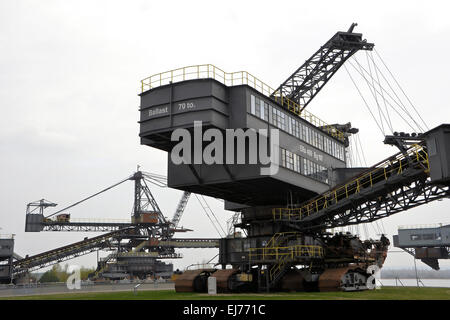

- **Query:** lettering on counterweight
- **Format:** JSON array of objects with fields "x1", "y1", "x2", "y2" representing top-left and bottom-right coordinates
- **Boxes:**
[{"x1": 149, "y1": 107, "x2": 168, "y2": 117}]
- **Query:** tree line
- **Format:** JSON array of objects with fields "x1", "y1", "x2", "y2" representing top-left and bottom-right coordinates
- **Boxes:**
[
  {"x1": 38, "y1": 264, "x2": 95, "y2": 283},
  {"x1": 381, "y1": 268, "x2": 450, "y2": 279}
]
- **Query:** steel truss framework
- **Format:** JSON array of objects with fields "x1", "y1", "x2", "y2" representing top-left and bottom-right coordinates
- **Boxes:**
[
  {"x1": 272, "y1": 25, "x2": 374, "y2": 111},
  {"x1": 133, "y1": 172, "x2": 166, "y2": 224},
  {"x1": 12, "y1": 225, "x2": 220, "y2": 277},
  {"x1": 273, "y1": 143, "x2": 450, "y2": 232},
  {"x1": 15, "y1": 171, "x2": 220, "y2": 279},
  {"x1": 12, "y1": 227, "x2": 135, "y2": 275},
  {"x1": 42, "y1": 222, "x2": 133, "y2": 232},
  {"x1": 284, "y1": 179, "x2": 450, "y2": 232},
  {"x1": 399, "y1": 246, "x2": 450, "y2": 270}
]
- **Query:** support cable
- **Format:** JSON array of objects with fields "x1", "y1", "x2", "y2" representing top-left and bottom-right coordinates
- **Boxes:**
[
  {"x1": 45, "y1": 175, "x2": 132, "y2": 218},
  {"x1": 353, "y1": 56, "x2": 418, "y2": 126},
  {"x1": 380, "y1": 219, "x2": 386, "y2": 235},
  {"x1": 363, "y1": 223, "x2": 369, "y2": 240},
  {"x1": 195, "y1": 194, "x2": 226, "y2": 237},
  {"x1": 201, "y1": 195, "x2": 226, "y2": 236},
  {"x1": 351, "y1": 57, "x2": 424, "y2": 132},
  {"x1": 366, "y1": 51, "x2": 386, "y2": 135},
  {"x1": 356, "y1": 134, "x2": 368, "y2": 167},
  {"x1": 344, "y1": 65, "x2": 385, "y2": 136},
  {"x1": 374, "y1": 49, "x2": 429, "y2": 131},
  {"x1": 349, "y1": 59, "x2": 419, "y2": 133},
  {"x1": 207, "y1": 253, "x2": 219, "y2": 265},
  {"x1": 368, "y1": 51, "x2": 394, "y2": 132}
]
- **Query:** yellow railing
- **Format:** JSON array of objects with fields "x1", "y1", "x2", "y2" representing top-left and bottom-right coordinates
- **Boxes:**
[
  {"x1": 265, "y1": 232, "x2": 301, "y2": 249},
  {"x1": 273, "y1": 144, "x2": 430, "y2": 221},
  {"x1": 248, "y1": 245, "x2": 324, "y2": 261},
  {"x1": 141, "y1": 64, "x2": 273, "y2": 96},
  {"x1": 269, "y1": 254, "x2": 290, "y2": 281},
  {"x1": 140, "y1": 64, "x2": 345, "y2": 142},
  {"x1": 271, "y1": 93, "x2": 345, "y2": 141}
]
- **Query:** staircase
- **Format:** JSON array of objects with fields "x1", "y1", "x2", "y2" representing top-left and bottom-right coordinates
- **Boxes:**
[
  {"x1": 268, "y1": 254, "x2": 291, "y2": 288},
  {"x1": 90, "y1": 253, "x2": 118, "y2": 280},
  {"x1": 252, "y1": 232, "x2": 323, "y2": 290}
]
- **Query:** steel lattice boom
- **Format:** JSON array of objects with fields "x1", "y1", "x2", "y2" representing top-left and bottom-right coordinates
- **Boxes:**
[
  {"x1": 272, "y1": 23, "x2": 373, "y2": 112},
  {"x1": 273, "y1": 144, "x2": 450, "y2": 232}
]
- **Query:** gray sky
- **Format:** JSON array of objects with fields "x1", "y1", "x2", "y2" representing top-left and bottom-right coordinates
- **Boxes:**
[{"x1": 1, "y1": 0, "x2": 450, "y2": 271}]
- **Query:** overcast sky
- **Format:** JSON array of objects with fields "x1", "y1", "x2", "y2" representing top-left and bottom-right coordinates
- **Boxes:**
[{"x1": 1, "y1": 0, "x2": 450, "y2": 272}]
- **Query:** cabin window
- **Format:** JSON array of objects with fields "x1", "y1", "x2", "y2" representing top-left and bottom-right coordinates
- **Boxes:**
[
  {"x1": 422, "y1": 234, "x2": 436, "y2": 240},
  {"x1": 250, "y1": 95, "x2": 255, "y2": 114},
  {"x1": 250, "y1": 94, "x2": 345, "y2": 161}
]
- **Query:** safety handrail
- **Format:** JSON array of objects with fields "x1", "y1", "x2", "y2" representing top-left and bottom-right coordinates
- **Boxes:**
[
  {"x1": 273, "y1": 144, "x2": 429, "y2": 221},
  {"x1": 44, "y1": 218, "x2": 131, "y2": 224},
  {"x1": 117, "y1": 251, "x2": 183, "y2": 258},
  {"x1": 265, "y1": 232, "x2": 301, "y2": 249},
  {"x1": 140, "y1": 64, "x2": 345, "y2": 142},
  {"x1": 248, "y1": 245, "x2": 324, "y2": 261},
  {"x1": 398, "y1": 223, "x2": 447, "y2": 230},
  {"x1": 269, "y1": 254, "x2": 291, "y2": 281}
]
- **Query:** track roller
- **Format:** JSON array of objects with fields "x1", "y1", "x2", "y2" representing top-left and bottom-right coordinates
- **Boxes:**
[
  {"x1": 318, "y1": 266, "x2": 369, "y2": 292},
  {"x1": 174, "y1": 269, "x2": 216, "y2": 293}
]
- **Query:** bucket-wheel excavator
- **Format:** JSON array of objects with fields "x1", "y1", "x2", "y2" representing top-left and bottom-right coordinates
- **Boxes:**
[{"x1": 138, "y1": 23, "x2": 450, "y2": 292}]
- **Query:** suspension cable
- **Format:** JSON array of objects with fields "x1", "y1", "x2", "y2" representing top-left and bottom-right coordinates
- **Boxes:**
[
  {"x1": 374, "y1": 49, "x2": 429, "y2": 131},
  {"x1": 344, "y1": 65, "x2": 385, "y2": 136},
  {"x1": 194, "y1": 194, "x2": 226, "y2": 237},
  {"x1": 351, "y1": 57, "x2": 425, "y2": 132},
  {"x1": 202, "y1": 195, "x2": 227, "y2": 236},
  {"x1": 366, "y1": 51, "x2": 386, "y2": 135},
  {"x1": 348, "y1": 61, "x2": 420, "y2": 133},
  {"x1": 356, "y1": 134, "x2": 368, "y2": 167},
  {"x1": 45, "y1": 175, "x2": 133, "y2": 218},
  {"x1": 368, "y1": 51, "x2": 394, "y2": 132}
]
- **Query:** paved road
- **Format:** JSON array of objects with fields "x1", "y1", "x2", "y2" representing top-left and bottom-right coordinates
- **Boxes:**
[{"x1": 0, "y1": 282, "x2": 175, "y2": 298}]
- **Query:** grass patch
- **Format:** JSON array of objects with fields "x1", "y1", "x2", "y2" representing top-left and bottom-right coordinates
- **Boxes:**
[{"x1": 1, "y1": 287, "x2": 450, "y2": 300}]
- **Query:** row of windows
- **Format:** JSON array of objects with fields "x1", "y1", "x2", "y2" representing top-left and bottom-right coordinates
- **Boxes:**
[
  {"x1": 252, "y1": 96, "x2": 270, "y2": 121},
  {"x1": 280, "y1": 148, "x2": 329, "y2": 184},
  {"x1": 410, "y1": 234, "x2": 442, "y2": 241},
  {"x1": 251, "y1": 95, "x2": 345, "y2": 161}
]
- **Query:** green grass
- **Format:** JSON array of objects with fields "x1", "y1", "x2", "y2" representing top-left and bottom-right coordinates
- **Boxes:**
[{"x1": 1, "y1": 287, "x2": 450, "y2": 300}]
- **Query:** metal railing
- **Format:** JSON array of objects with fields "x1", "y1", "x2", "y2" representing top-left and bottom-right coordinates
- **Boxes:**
[
  {"x1": 265, "y1": 232, "x2": 301, "y2": 249},
  {"x1": 140, "y1": 64, "x2": 345, "y2": 142},
  {"x1": 270, "y1": 93, "x2": 345, "y2": 141},
  {"x1": 117, "y1": 252, "x2": 183, "y2": 259},
  {"x1": 44, "y1": 218, "x2": 131, "y2": 224},
  {"x1": 269, "y1": 255, "x2": 290, "y2": 281},
  {"x1": 248, "y1": 245, "x2": 324, "y2": 261},
  {"x1": 273, "y1": 144, "x2": 430, "y2": 221},
  {"x1": 398, "y1": 223, "x2": 448, "y2": 230},
  {"x1": 185, "y1": 263, "x2": 217, "y2": 270}
]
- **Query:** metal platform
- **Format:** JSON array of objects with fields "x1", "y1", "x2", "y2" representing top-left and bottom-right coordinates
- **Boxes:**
[
  {"x1": 394, "y1": 224, "x2": 450, "y2": 270},
  {"x1": 139, "y1": 69, "x2": 348, "y2": 206}
]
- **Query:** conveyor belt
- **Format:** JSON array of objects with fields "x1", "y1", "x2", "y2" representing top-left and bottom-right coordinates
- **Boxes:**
[
  {"x1": 42, "y1": 220, "x2": 133, "y2": 232},
  {"x1": 12, "y1": 227, "x2": 135, "y2": 274},
  {"x1": 159, "y1": 238, "x2": 219, "y2": 248},
  {"x1": 273, "y1": 144, "x2": 450, "y2": 231}
]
